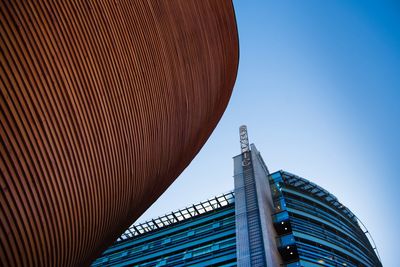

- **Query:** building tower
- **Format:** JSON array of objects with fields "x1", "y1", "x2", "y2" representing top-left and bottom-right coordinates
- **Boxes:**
[{"x1": 233, "y1": 126, "x2": 282, "y2": 266}]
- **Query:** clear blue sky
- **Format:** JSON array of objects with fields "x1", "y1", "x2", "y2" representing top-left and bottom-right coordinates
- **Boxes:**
[{"x1": 140, "y1": 1, "x2": 400, "y2": 266}]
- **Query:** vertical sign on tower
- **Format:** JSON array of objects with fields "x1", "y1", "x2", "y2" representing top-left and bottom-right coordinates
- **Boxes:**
[{"x1": 239, "y1": 125, "x2": 251, "y2": 166}]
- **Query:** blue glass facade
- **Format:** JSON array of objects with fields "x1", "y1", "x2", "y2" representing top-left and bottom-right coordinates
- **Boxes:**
[
  {"x1": 93, "y1": 143, "x2": 381, "y2": 267},
  {"x1": 269, "y1": 171, "x2": 382, "y2": 267},
  {"x1": 92, "y1": 193, "x2": 236, "y2": 267}
]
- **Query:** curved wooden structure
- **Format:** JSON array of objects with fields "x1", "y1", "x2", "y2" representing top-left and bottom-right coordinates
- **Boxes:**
[{"x1": 0, "y1": 1, "x2": 238, "y2": 266}]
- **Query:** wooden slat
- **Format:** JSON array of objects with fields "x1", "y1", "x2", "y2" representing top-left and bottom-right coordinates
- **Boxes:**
[{"x1": 0, "y1": 1, "x2": 239, "y2": 266}]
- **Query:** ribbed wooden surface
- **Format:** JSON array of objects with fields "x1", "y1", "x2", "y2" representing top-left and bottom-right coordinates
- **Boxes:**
[{"x1": 0, "y1": 1, "x2": 238, "y2": 266}]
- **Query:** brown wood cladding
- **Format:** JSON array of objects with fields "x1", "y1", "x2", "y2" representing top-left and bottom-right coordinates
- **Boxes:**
[{"x1": 0, "y1": 1, "x2": 238, "y2": 266}]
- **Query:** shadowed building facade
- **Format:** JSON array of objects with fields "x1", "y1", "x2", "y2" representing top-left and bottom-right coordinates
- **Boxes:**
[
  {"x1": 0, "y1": 1, "x2": 239, "y2": 266},
  {"x1": 93, "y1": 192, "x2": 238, "y2": 267}
]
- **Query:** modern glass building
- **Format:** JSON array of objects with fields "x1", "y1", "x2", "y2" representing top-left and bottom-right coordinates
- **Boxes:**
[
  {"x1": 92, "y1": 192, "x2": 237, "y2": 267},
  {"x1": 93, "y1": 126, "x2": 381, "y2": 266},
  {"x1": 269, "y1": 171, "x2": 381, "y2": 266}
]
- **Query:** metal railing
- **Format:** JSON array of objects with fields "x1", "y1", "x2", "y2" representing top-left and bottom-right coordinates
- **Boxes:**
[
  {"x1": 118, "y1": 191, "x2": 235, "y2": 241},
  {"x1": 355, "y1": 216, "x2": 382, "y2": 262}
]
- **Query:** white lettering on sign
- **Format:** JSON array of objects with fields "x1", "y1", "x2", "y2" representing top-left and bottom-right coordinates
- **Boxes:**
[{"x1": 239, "y1": 125, "x2": 251, "y2": 166}]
